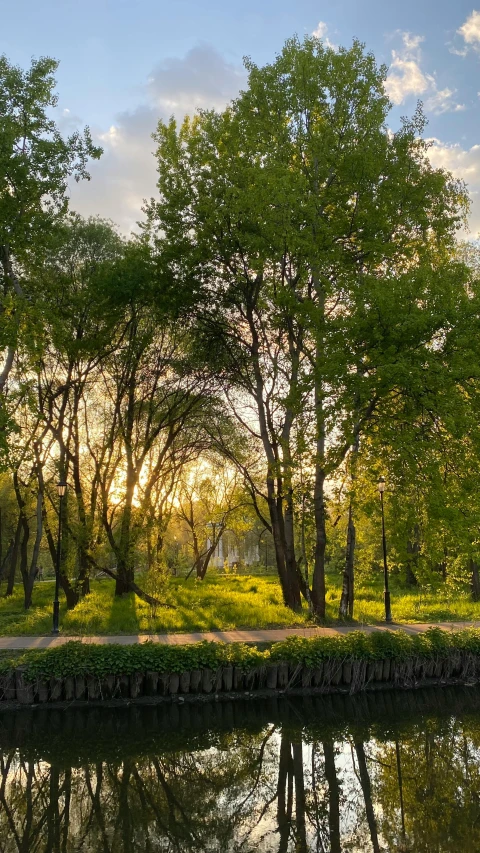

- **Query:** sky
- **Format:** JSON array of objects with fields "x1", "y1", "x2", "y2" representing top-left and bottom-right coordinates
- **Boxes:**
[{"x1": 2, "y1": 0, "x2": 480, "y2": 234}]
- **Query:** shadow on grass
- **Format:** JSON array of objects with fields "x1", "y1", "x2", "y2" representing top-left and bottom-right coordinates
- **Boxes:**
[{"x1": 104, "y1": 589, "x2": 139, "y2": 635}]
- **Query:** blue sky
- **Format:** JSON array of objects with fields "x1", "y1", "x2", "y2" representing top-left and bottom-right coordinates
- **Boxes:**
[{"x1": 3, "y1": 0, "x2": 480, "y2": 232}]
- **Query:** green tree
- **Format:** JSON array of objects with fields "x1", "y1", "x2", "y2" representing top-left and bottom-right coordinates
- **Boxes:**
[
  {"x1": 0, "y1": 55, "x2": 101, "y2": 439},
  {"x1": 148, "y1": 34, "x2": 467, "y2": 615}
]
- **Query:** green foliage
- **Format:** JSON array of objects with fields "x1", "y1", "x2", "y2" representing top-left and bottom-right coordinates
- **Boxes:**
[
  {"x1": 140, "y1": 562, "x2": 170, "y2": 619},
  {"x1": 147, "y1": 33, "x2": 471, "y2": 615},
  {"x1": 268, "y1": 626, "x2": 476, "y2": 665},
  {"x1": 0, "y1": 55, "x2": 101, "y2": 252},
  {"x1": 3, "y1": 627, "x2": 480, "y2": 682},
  {"x1": 0, "y1": 54, "x2": 103, "y2": 456}
]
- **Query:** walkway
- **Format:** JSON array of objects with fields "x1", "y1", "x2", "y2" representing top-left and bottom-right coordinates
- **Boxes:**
[{"x1": 1, "y1": 621, "x2": 480, "y2": 650}]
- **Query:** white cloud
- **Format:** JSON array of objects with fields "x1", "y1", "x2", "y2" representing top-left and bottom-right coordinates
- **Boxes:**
[
  {"x1": 312, "y1": 21, "x2": 328, "y2": 39},
  {"x1": 312, "y1": 21, "x2": 337, "y2": 49},
  {"x1": 449, "y1": 45, "x2": 469, "y2": 57},
  {"x1": 385, "y1": 31, "x2": 465, "y2": 114},
  {"x1": 425, "y1": 88, "x2": 466, "y2": 115},
  {"x1": 401, "y1": 33, "x2": 425, "y2": 54},
  {"x1": 458, "y1": 10, "x2": 480, "y2": 49},
  {"x1": 427, "y1": 139, "x2": 480, "y2": 235},
  {"x1": 68, "y1": 105, "x2": 159, "y2": 233},
  {"x1": 147, "y1": 44, "x2": 246, "y2": 112},
  {"x1": 67, "y1": 45, "x2": 245, "y2": 234},
  {"x1": 386, "y1": 59, "x2": 429, "y2": 104},
  {"x1": 386, "y1": 31, "x2": 427, "y2": 104}
]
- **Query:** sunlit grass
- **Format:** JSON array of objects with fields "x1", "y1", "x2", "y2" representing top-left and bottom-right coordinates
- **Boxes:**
[
  {"x1": 0, "y1": 575, "x2": 312, "y2": 636},
  {"x1": 1, "y1": 573, "x2": 480, "y2": 636}
]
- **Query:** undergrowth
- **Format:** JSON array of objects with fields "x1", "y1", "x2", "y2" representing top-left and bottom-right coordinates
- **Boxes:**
[{"x1": 2, "y1": 628, "x2": 479, "y2": 682}]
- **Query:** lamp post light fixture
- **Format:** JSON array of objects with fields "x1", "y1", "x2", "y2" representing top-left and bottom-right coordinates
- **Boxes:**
[
  {"x1": 53, "y1": 481, "x2": 67, "y2": 634},
  {"x1": 378, "y1": 476, "x2": 392, "y2": 623}
]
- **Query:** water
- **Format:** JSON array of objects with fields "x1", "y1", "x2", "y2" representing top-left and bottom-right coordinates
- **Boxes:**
[{"x1": 1, "y1": 686, "x2": 480, "y2": 852}]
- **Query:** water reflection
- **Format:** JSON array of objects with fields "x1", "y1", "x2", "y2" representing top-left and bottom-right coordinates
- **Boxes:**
[{"x1": 1, "y1": 687, "x2": 480, "y2": 852}]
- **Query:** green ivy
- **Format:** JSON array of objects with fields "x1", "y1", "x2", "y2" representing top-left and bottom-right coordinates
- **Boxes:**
[{"x1": 1, "y1": 629, "x2": 479, "y2": 682}]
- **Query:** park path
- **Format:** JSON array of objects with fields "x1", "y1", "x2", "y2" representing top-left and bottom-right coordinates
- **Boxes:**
[{"x1": 1, "y1": 621, "x2": 480, "y2": 650}]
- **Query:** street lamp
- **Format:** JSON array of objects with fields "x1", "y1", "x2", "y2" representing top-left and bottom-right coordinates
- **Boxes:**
[
  {"x1": 378, "y1": 476, "x2": 392, "y2": 623},
  {"x1": 53, "y1": 481, "x2": 67, "y2": 634}
]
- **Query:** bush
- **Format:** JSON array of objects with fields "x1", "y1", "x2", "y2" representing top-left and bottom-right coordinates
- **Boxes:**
[
  {"x1": 2, "y1": 628, "x2": 480, "y2": 683},
  {"x1": 140, "y1": 562, "x2": 170, "y2": 619}
]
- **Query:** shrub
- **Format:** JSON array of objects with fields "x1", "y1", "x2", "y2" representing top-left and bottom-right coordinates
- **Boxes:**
[{"x1": 2, "y1": 628, "x2": 480, "y2": 683}]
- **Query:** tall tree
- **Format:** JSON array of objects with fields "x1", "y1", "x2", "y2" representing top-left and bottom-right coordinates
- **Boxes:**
[
  {"x1": 148, "y1": 34, "x2": 467, "y2": 615},
  {"x1": 0, "y1": 55, "x2": 101, "y2": 442}
]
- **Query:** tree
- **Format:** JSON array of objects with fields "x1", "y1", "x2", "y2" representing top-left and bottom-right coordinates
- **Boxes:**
[
  {"x1": 30, "y1": 215, "x2": 125, "y2": 600},
  {"x1": 176, "y1": 461, "x2": 247, "y2": 579},
  {"x1": 0, "y1": 55, "x2": 101, "y2": 440},
  {"x1": 148, "y1": 34, "x2": 467, "y2": 616}
]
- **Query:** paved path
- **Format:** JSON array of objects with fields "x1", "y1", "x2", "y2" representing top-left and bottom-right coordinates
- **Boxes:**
[{"x1": 1, "y1": 621, "x2": 480, "y2": 650}]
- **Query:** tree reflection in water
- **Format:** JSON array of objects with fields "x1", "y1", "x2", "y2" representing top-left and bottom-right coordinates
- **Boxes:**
[{"x1": 1, "y1": 687, "x2": 480, "y2": 852}]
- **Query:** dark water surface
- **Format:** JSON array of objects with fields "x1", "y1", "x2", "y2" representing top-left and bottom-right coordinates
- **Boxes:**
[{"x1": 1, "y1": 686, "x2": 480, "y2": 852}]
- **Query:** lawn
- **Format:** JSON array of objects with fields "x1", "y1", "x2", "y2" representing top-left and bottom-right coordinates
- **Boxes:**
[
  {"x1": 0, "y1": 575, "x2": 310, "y2": 636},
  {"x1": 1, "y1": 573, "x2": 480, "y2": 636}
]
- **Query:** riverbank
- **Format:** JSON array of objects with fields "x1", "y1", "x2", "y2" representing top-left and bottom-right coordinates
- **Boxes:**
[{"x1": 2, "y1": 628, "x2": 480, "y2": 706}]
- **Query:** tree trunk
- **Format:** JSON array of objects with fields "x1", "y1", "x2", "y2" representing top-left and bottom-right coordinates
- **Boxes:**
[
  {"x1": 116, "y1": 448, "x2": 136, "y2": 596},
  {"x1": 23, "y1": 490, "x2": 43, "y2": 610},
  {"x1": 5, "y1": 516, "x2": 21, "y2": 596},
  {"x1": 12, "y1": 469, "x2": 34, "y2": 610},
  {"x1": 72, "y1": 390, "x2": 91, "y2": 597},
  {"x1": 268, "y1": 483, "x2": 302, "y2": 611},
  {"x1": 43, "y1": 506, "x2": 79, "y2": 609},
  {"x1": 339, "y1": 502, "x2": 355, "y2": 619},
  {"x1": 115, "y1": 562, "x2": 133, "y2": 596},
  {"x1": 355, "y1": 741, "x2": 380, "y2": 853},
  {"x1": 37, "y1": 459, "x2": 79, "y2": 609},
  {"x1": 471, "y1": 559, "x2": 480, "y2": 602},
  {"x1": 339, "y1": 432, "x2": 359, "y2": 619},
  {"x1": 19, "y1": 513, "x2": 31, "y2": 609},
  {"x1": 247, "y1": 290, "x2": 302, "y2": 612},
  {"x1": 0, "y1": 538, "x2": 14, "y2": 583},
  {"x1": 323, "y1": 739, "x2": 341, "y2": 853},
  {"x1": 79, "y1": 568, "x2": 90, "y2": 596},
  {"x1": 311, "y1": 375, "x2": 326, "y2": 619},
  {"x1": 284, "y1": 483, "x2": 304, "y2": 608},
  {"x1": 406, "y1": 525, "x2": 420, "y2": 586}
]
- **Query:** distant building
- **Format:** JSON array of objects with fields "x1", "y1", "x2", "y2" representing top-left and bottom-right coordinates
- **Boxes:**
[{"x1": 207, "y1": 529, "x2": 259, "y2": 569}]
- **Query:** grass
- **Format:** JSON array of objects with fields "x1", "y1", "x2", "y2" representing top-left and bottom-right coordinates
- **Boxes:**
[
  {"x1": 0, "y1": 575, "x2": 310, "y2": 636},
  {"x1": 1, "y1": 573, "x2": 480, "y2": 636}
]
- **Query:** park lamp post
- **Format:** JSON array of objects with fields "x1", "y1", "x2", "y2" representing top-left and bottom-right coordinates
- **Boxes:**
[
  {"x1": 378, "y1": 476, "x2": 393, "y2": 624},
  {"x1": 53, "y1": 481, "x2": 67, "y2": 635}
]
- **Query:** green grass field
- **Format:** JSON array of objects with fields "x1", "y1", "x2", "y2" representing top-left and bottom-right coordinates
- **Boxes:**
[{"x1": 1, "y1": 573, "x2": 480, "y2": 636}]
